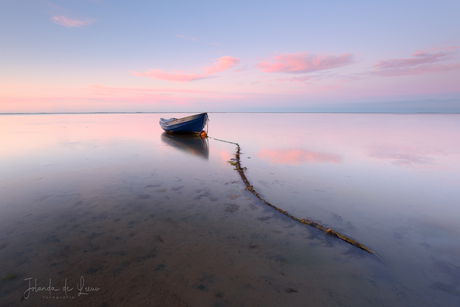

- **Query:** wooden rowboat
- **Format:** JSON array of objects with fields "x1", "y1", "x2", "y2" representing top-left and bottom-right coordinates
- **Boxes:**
[{"x1": 159, "y1": 113, "x2": 208, "y2": 134}]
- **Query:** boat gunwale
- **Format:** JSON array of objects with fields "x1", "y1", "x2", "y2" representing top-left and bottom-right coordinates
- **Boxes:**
[
  {"x1": 159, "y1": 112, "x2": 208, "y2": 133},
  {"x1": 160, "y1": 112, "x2": 207, "y2": 124}
]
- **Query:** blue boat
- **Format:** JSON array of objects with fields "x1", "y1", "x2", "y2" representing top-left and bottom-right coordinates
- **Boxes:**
[{"x1": 159, "y1": 113, "x2": 208, "y2": 134}]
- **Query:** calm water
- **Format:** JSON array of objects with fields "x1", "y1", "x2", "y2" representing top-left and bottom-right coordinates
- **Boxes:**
[{"x1": 0, "y1": 113, "x2": 459, "y2": 306}]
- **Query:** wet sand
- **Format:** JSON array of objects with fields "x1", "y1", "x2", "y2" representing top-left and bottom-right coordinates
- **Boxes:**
[{"x1": 0, "y1": 161, "x2": 381, "y2": 307}]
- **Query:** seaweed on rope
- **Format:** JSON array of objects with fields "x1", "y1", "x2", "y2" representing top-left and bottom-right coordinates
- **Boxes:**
[{"x1": 210, "y1": 136, "x2": 374, "y2": 254}]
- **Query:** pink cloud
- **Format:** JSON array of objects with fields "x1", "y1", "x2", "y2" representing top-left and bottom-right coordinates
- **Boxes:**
[
  {"x1": 255, "y1": 52, "x2": 354, "y2": 74},
  {"x1": 204, "y1": 56, "x2": 240, "y2": 74},
  {"x1": 256, "y1": 149, "x2": 341, "y2": 165},
  {"x1": 131, "y1": 56, "x2": 240, "y2": 82},
  {"x1": 52, "y1": 15, "x2": 95, "y2": 27},
  {"x1": 368, "y1": 149, "x2": 432, "y2": 167},
  {"x1": 220, "y1": 151, "x2": 232, "y2": 165},
  {"x1": 372, "y1": 46, "x2": 460, "y2": 77}
]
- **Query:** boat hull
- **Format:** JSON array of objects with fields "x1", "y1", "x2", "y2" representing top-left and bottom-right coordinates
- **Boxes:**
[{"x1": 159, "y1": 113, "x2": 208, "y2": 133}]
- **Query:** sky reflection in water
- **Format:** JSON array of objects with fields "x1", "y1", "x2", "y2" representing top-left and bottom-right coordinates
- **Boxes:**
[{"x1": 0, "y1": 113, "x2": 459, "y2": 306}]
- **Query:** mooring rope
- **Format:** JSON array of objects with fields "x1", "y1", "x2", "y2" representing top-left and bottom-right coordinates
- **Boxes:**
[{"x1": 209, "y1": 136, "x2": 374, "y2": 254}]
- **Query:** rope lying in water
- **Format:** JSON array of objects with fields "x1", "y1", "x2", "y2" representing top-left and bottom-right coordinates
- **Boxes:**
[{"x1": 210, "y1": 136, "x2": 374, "y2": 254}]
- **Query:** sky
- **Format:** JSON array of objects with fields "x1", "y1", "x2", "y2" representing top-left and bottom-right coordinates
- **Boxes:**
[{"x1": 1, "y1": 0, "x2": 460, "y2": 113}]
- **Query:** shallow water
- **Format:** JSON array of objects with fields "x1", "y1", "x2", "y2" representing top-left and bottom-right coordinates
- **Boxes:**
[{"x1": 0, "y1": 113, "x2": 459, "y2": 306}]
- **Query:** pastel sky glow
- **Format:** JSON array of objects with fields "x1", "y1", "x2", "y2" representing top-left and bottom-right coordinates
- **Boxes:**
[
  {"x1": 131, "y1": 56, "x2": 240, "y2": 82},
  {"x1": 1, "y1": 0, "x2": 459, "y2": 112}
]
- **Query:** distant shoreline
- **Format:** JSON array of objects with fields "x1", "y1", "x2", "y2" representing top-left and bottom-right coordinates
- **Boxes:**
[{"x1": 1, "y1": 112, "x2": 459, "y2": 115}]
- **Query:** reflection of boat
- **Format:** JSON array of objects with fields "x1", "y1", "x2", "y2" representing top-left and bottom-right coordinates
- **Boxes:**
[
  {"x1": 161, "y1": 133, "x2": 209, "y2": 159},
  {"x1": 159, "y1": 113, "x2": 208, "y2": 134}
]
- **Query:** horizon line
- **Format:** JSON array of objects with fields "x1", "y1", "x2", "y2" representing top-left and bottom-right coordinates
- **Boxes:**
[{"x1": 1, "y1": 111, "x2": 460, "y2": 115}]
